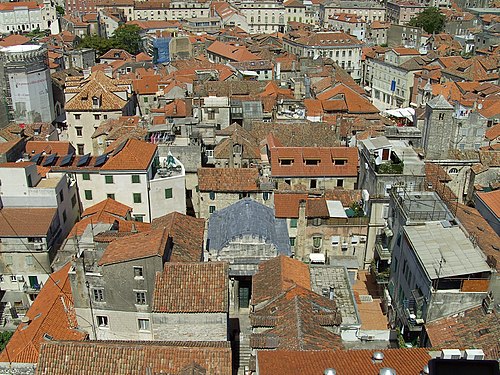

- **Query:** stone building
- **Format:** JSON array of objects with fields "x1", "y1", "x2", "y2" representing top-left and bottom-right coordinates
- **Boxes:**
[
  {"x1": 274, "y1": 190, "x2": 369, "y2": 267},
  {"x1": 151, "y1": 262, "x2": 229, "y2": 342},
  {"x1": 323, "y1": 0, "x2": 386, "y2": 23},
  {"x1": 206, "y1": 199, "x2": 291, "y2": 310},
  {"x1": 197, "y1": 168, "x2": 274, "y2": 220},
  {"x1": 69, "y1": 212, "x2": 206, "y2": 340}
]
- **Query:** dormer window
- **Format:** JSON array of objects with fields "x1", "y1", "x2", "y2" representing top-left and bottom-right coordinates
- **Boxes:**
[
  {"x1": 333, "y1": 159, "x2": 346, "y2": 165},
  {"x1": 305, "y1": 159, "x2": 320, "y2": 166},
  {"x1": 279, "y1": 159, "x2": 293, "y2": 166},
  {"x1": 92, "y1": 96, "x2": 100, "y2": 108}
]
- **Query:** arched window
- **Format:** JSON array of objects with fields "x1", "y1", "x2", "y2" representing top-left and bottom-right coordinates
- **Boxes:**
[{"x1": 449, "y1": 168, "x2": 459, "y2": 174}]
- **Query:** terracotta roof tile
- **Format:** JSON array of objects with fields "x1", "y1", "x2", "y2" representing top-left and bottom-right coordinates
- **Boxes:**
[
  {"x1": 476, "y1": 190, "x2": 500, "y2": 218},
  {"x1": 317, "y1": 83, "x2": 379, "y2": 114},
  {"x1": 274, "y1": 193, "x2": 308, "y2": 218},
  {"x1": 0, "y1": 264, "x2": 86, "y2": 364},
  {"x1": 207, "y1": 41, "x2": 260, "y2": 62},
  {"x1": 485, "y1": 123, "x2": 500, "y2": 141},
  {"x1": 425, "y1": 306, "x2": 500, "y2": 360},
  {"x1": 25, "y1": 141, "x2": 74, "y2": 156},
  {"x1": 153, "y1": 262, "x2": 228, "y2": 313},
  {"x1": 252, "y1": 255, "x2": 311, "y2": 305},
  {"x1": 270, "y1": 147, "x2": 358, "y2": 177},
  {"x1": 257, "y1": 348, "x2": 432, "y2": 375},
  {"x1": 151, "y1": 212, "x2": 205, "y2": 263},
  {"x1": 198, "y1": 168, "x2": 260, "y2": 192},
  {"x1": 100, "y1": 139, "x2": 157, "y2": 171},
  {"x1": 0, "y1": 207, "x2": 56, "y2": 237},
  {"x1": 0, "y1": 34, "x2": 30, "y2": 47},
  {"x1": 65, "y1": 70, "x2": 129, "y2": 111},
  {"x1": 0, "y1": 1, "x2": 39, "y2": 10},
  {"x1": 36, "y1": 340, "x2": 232, "y2": 374},
  {"x1": 252, "y1": 122, "x2": 340, "y2": 147}
]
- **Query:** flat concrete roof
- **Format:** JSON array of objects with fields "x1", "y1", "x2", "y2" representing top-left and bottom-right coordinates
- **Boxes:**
[
  {"x1": 403, "y1": 222, "x2": 491, "y2": 280},
  {"x1": 1, "y1": 44, "x2": 41, "y2": 53},
  {"x1": 309, "y1": 265, "x2": 360, "y2": 325}
]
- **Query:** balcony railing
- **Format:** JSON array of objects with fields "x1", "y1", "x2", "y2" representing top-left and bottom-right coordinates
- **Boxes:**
[
  {"x1": 375, "y1": 241, "x2": 391, "y2": 261},
  {"x1": 23, "y1": 281, "x2": 43, "y2": 293}
]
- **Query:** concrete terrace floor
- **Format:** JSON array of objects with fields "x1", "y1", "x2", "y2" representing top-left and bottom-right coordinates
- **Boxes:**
[{"x1": 353, "y1": 271, "x2": 389, "y2": 331}]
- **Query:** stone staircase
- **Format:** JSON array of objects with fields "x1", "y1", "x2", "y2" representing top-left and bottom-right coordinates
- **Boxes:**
[{"x1": 237, "y1": 336, "x2": 251, "y2": 375}]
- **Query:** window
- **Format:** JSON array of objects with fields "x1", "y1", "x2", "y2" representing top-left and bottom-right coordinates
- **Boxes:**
[
  {"x1": 59, "y1": 190, "x2": 64, "y2": 202},
  {"x1": 438, "y1": 113, "x2": 444, "y2": 120},
  {"x1": 82, "y1": 173, "x2": 90, "y2": 181},
  {"x1": 312, "y1": 218, "x2": 322, "y2": 226},
  {"x1": 77, "y1": 144, "x2": 84, "y2": 155},
  {"x1": 305, "y1": 159, "x2": 320, "y2": 165},
  {"x1": 93, "y1": 288, "x2": 104, "y2": 302},
  {"x1": 133, "y1": 193, "x2": 142, "y2": 203},
  {"x1": 290, "y1": 218, "x2": 298, "y2": 228},
  {"x1": 84, "y1": 190, "x2": 93, "y2": 200},
  {"x1": 310, "y1": 179, "x2": 317, "y2": 189},
  {"x1": 105, "y1": 175, "x2": 114, "y2": 184},
  {"x1": 207, "y1": 111, "x2": 215, "y2": 120},
  {"x1": 209, "y1": 205, "x2": 216, "y2": 214},
  {"x1": 97, "y1": 315, "x2": 109, "y2": 327},
  {"x1": 62, "y1": 210, "x2": 67, "y2": 223},
  {"x1": 138, "y1": 318, "x2": 150, "y2": 331},
  {"x1": 143, "y1": 97, "x2": 149, "y2": 103},
  {"x1": 134, "y1": 215, "x2": 144, "y2": 222},
  {"x1": 313, "y1": 236, "x2": 322, "y2": 248},
  {"x1": 74, "y1": 114, "x2": 81, "y2": 120},
  {"x1": 107, "y1": 193, "x2": 115, "y2": 199},
  {"x1": 131, "y1": 174, "x2": 140, "y2": 183},
  {"x1": 71, "y1": 194, "x2": 77, "y2": 208},
  {"x1": 165, "y1": 188, "x2": 173, "y2": 199},
  {"x1": 449, "y1": 168, "x2": 459, "y2": 174},
  {"x1": 10, "y1": 275, "x2": 17, "y2": 282},
  {"x1": 134, "y1": 267, "x2": 143, "y2": 278},
  {"x1": 94, "y1": 114, "x2": 101, "y2": 120},
  {"x1": 290, "y1": 237, "x2": 296, "y2": 246},
  {"x1": 28, "y1": 237, "x2": 43, "y2": 243},
  {"x1": 76, "y1": 127, "x2": 83, "y2": 136},
  {"x1": 263, "y1": 192, "x2": 269, "y2": 201},
  {"x1": 135, "y1": 291, "x2": 147, "y2": 305},
  {"x1": 337, "y1": 179, "x2": 344, "y2": 187},
  {"x1": 209, "y1": 191, "x2": 216, "y2": 200},
  {"x1": 280, "y1": 159, "x2": 293, "y2": 165},
  {"x1": 25, "y1": 255, "x2": 34, "y2": 266},
  {"x1": 334, "y1": 159, "x2": 346, "y2": 165}
]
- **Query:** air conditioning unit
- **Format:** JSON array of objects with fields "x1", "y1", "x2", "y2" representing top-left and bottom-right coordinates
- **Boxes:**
[
  {"x1": 440, "y1": 349, "x2": 461, "y2": 360},
  {"x1": 464, "y1": 349, "x2": 485, "y2": 361}
]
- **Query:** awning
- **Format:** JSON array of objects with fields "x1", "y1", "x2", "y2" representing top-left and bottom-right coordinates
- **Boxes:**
[
  {"x1": 309, "y1": 253, "x2": 326, "y2": 264},
  {"x1": 326, "y1": 200, "x2": 348, "y2": 218},
  {"x1": 383, "y1": 107, "x2": 415, "y2": 121}
]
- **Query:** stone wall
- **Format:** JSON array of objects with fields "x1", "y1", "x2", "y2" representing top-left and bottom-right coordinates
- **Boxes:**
[{"x1": 152, "y1": 312, "x2": 227, "y2": 341}]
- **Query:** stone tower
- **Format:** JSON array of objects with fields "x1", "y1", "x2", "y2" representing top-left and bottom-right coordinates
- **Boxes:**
[{"x1": 422, "y1": 94, "x2": 454, "y2": 160}]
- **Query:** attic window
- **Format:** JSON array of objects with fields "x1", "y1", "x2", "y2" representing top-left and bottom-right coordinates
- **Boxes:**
[
  {"x1": 92, "y1": 96, "x2": 100, "y2": 107},
  {"x1": 305, "y1": 159, "x2": 320, "y2": 165},
  {"x1": 333, "y1": 159, "x2": 347, "y2": 165},
  {"x1": 280, "y1": 159, "x2": 293, "y2": 165}
]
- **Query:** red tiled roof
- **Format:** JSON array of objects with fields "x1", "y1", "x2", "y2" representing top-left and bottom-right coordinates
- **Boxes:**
[
  {"x1": 0, "y1": 208, "x2": 56, "y2": 237},
  {"x1": 0, "y1": 263, "x2": 86, "y2": 364},
  {"x1": 207, "y1": 41, "x2": 260, "y2": 62},
  {"x1": 153, "y1": 262, "x2": 228, "y2": 313},
  {"x1": 36, "y1": 340, "x2": 232, "y2": 374},
  {"x1": 0, "y1": 139, "x2": 23, "y2": 154},
  {"x1": 392, "y1": 47, "x2": 421, "y2": 55},
  {"x1": 198, "y1": 168, "x2": 260, "y2": 192},
  {"x1": 270, "y1": 147, "x2": 358, "y2": 177},
  {"x1": 25, "y1": 141, "x2": 74, "y2": 156},
  {"x1": 0, "y1": 34, "x2": 30, "y2": 47},
  {"x1": 0, "y1": 1, "x2": 39, "y2": 10},
  {"x1": 257, "y1": 348, "x2": 432, "y2": 375},
  {"x1": 317, "y1": 83, "x2": 379, "y2": 114},
  {"x1": 101, "y1": 139, "x2": 157, "y2": 171},
  {"x1": 252, "y1": 255, "x2": 311, "y2": 305},
  {"x1": 425, "y1": 306, "x2": 500, "y2": 360},
  {"x1": 274, "y1": 193, "x2": 308, "y2": 218},
  {"x1": 0, "y1": 161, "x2": 34, "y2": 168},
  {"x1": 150, "y1": 212, "x2": 205, "y2": 263},
  {"x1": 485, "y1": 123, "x2": 500, "y2": 141},
  {"x1": 81, "y1": 198, "x2": 131, "y2": 218},
  {"x1": 476, "y1": 190, "x2": 500, "y2": 218}
]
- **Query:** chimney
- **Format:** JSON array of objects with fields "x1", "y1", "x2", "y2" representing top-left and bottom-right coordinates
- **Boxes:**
[{"x1": 372, "y1": 352, "x2": 384, "y2": 364}]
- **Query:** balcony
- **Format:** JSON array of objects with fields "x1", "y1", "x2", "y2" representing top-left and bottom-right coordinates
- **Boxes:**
[
  {"x1": 375, "y1": 241, "x2": 391, "y2": 261},
  {"x1": 23, "y1": 281, "x2": 43, "y2": 293}
]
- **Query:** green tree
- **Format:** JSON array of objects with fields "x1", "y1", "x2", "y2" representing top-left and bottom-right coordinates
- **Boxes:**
[
  {"x1": 0, "y1": 331, "x2": 13, "y2": 351},
  {"x1": 408, "y1": 7, "x2": 446, "y2": 34},
  {"x1": 78, "y1": 35, "x2": 114, "y2": 55},
  {"x1": 112, "y1": 25, "x2": 142, "y2": 55},
  {"x1": 55, "y1": 5, "x2": 65, "y2": 16}
]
